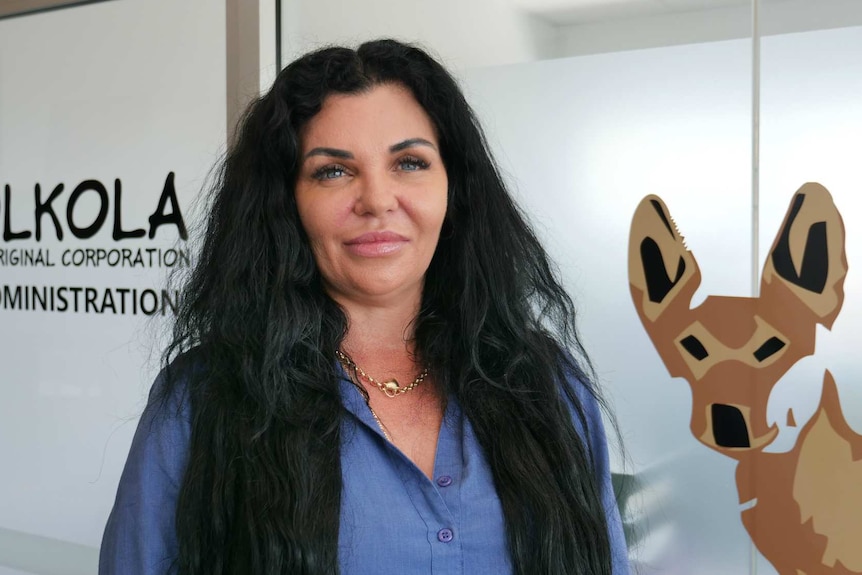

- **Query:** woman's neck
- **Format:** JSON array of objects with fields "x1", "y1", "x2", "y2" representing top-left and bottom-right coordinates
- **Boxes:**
[{"x1": 335, "y1": 292, "x2": 423, "y2": 378}]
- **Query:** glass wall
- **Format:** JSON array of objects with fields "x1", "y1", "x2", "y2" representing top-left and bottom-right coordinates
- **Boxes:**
[
  {"x1": 755, "y1": 2, "x2": 862, "y2": 573},
  {"x1": 463, "y1": 35, "x2": 753, "y2": 575},
  {"x1": 0, "y1": 1, "x2": 224, "y2": 573}
]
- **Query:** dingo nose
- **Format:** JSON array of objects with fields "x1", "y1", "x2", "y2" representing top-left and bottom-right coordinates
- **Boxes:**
[{"x1": 711, "y1": 404, "x2": 750, "y2": 448}]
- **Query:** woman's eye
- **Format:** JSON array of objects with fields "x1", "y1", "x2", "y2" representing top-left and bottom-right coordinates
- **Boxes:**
[
  {"x1": 312, "y1": 165, "x2": 347, "y2": 180},
  {"x1": 398, "y1": 156, "x2": 430, "y2": 172}
]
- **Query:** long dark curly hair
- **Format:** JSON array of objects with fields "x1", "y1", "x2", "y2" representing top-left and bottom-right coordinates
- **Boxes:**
[{"x1": 161, "y1": 38, "x2": 614, "y2": 574}]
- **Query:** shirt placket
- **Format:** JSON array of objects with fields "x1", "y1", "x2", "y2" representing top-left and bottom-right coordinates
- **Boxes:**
[{"x1": 338, "y1": 370, "x2": 465, "y2": 575}]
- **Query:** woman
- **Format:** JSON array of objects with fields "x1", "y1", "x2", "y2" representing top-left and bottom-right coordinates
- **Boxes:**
[{"x1": 100, "y1": 39, "x2": 629, "y2": 574}]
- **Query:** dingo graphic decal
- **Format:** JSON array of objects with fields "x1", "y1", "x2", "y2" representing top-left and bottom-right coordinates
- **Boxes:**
[{"x1": 628, "y1": 183, "x2": 861, "y2": 575}]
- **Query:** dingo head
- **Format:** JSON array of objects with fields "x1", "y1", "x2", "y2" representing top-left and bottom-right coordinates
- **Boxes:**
[{"x1": 628, "y1": 183, "x2": 847, "y2": 457}]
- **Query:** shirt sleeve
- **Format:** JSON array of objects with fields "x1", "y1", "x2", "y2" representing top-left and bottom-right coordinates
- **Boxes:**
[
  {"x1": 99, "y1": 373, "x2": 191, "y2": 575},
  {"x1": 565, "y1": 374, "x2": 631, "y2": 575}
]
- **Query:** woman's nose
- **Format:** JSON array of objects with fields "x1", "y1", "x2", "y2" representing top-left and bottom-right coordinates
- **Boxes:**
[{"x1": 353, "y1": 170, "x2": 398, "y2": 216}]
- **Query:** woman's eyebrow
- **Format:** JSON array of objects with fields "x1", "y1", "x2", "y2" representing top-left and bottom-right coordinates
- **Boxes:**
[
  {"x1": 304, "y1": 139, "x2": 436, "y2": 159},
  {"x1": 304, "y1": 147, "x2": 353, "y2": 160},
  {"x1": 389, "y1": 138, "x2": 437, "y2": 153}
]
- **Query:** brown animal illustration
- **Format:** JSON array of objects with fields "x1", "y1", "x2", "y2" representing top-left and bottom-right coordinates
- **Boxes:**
[{"x1": 628, "y1": 183, "x2": 861, "y2": 574}]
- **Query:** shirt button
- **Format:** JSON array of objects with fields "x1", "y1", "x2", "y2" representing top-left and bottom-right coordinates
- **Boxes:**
[
  {"x1": 436, "y1": 475, "x2": 453, "y2": 487},
  {"x1": 437, "y1": 528, "x2": 454, "y2": 543}
]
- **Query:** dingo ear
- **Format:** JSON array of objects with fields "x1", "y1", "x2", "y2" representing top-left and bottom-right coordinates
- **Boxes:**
[
  {"x1": 629, "y1": 195, "x2": 701, "y2": 323},
  {"x1": 761, "y1": 183, "x2": 847, "y2": 328}
]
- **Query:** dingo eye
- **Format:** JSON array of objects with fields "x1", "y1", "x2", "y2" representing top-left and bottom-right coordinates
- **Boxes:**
[
  {"x1": 753, "y1": 337, "x2": 786, "y2": 362},
  {"x1": 680, "y1": 335, "x2": 708, "y2": 360}
]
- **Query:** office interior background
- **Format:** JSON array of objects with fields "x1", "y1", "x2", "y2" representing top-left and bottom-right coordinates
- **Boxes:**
[{"x1": 1, "y1": 0, "x2": 861, "y2": 573}]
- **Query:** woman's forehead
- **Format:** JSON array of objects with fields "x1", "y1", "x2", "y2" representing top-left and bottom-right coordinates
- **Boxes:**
[{"x1": 300, "y1": 84, "x2": 439, "y2": 153}]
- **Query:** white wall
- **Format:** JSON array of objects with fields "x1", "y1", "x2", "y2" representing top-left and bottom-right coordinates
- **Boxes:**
[
  {"x1": 278, "y1": 0, "x2": 558, "y2": 72},
  {"x1": 0, "y1": 1, "x2": 225, "y2": 573}
]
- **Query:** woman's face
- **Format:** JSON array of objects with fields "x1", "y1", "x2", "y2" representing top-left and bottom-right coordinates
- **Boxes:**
[{"x1": 295, "y1": 83, "x2": 449, "y2": 308}]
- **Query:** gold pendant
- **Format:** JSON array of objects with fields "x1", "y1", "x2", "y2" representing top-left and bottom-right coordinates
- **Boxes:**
[{"x1": 383, "y1": 379, "x2": 401, "y2": 398}]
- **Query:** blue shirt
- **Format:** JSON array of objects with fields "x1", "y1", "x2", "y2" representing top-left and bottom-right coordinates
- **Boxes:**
[{"x1": 100, "y1": 366, "x2": 630, "y2": 574}]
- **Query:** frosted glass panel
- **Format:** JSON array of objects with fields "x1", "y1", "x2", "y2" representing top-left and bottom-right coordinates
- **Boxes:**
[
  {"x1": 463, "y1": 39, "x2": 754, "y2": 574},
  {"x1": 756, "y1": 23, "x2": 862, "y2": 575},
  {"x1": 0, "y1": 1, "x2": 225, "y2": 572}
]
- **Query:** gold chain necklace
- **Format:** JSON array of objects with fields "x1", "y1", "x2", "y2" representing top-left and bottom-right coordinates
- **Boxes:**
[
  {"x1": 365, "y1": 403, "x2": 393, "y2": 442},
  {"x1": 335, "y1": 350, "x2": 429, "y2": 398}
]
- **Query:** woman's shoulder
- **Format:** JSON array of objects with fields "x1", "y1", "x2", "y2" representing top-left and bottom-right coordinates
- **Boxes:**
[
  {"x1": 557, "y1": 353, "x2": 604, "y2": 422},
  {"x1": 123, "y1": 350, "x2": 204, "y2": 492},
  {"x1": 99, "y1": 353, "x2": 200, "y2": 573},
  {"x1": 144, "y1": 351, "x2": 199, "y2": 427},
  {"x1": 554, "y1": 352, "x2": 614, "y2": 467},
  {"x1": 557, "y1": 353, "x2": 631, "y2": 574}
]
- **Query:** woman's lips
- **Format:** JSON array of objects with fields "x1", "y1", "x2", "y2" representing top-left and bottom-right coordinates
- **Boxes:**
[{"x1": 344, "y1": 231, "x2": 408, "y2": 256}]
